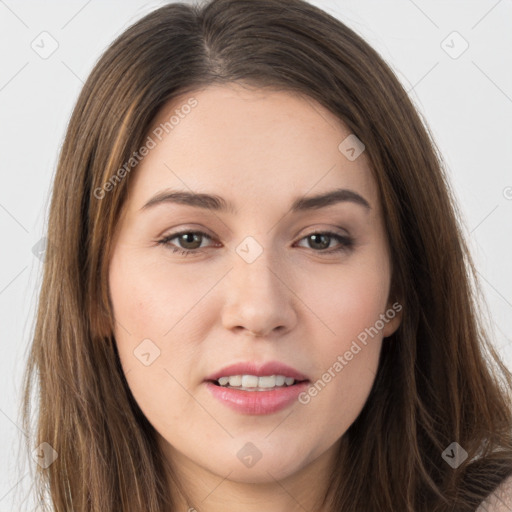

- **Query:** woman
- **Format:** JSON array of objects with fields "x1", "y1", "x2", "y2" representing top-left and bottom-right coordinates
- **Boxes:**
[{"x1": 22, "y1": 0, "x2": 512, "y2": 510}]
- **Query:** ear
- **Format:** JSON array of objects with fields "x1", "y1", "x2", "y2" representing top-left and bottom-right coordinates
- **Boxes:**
[{"x1": 382, "y1": 299, "x2": 403, "y2": 338}]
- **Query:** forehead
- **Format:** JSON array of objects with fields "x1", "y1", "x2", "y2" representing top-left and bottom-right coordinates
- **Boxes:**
[{"x1": 126, "y1": 83, "x2": 377, "y2": 212}]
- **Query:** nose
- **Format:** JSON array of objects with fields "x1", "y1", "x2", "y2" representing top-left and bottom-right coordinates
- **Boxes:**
[{"x1": 220, "y1": 250, "x2": 297, "y2": 338}]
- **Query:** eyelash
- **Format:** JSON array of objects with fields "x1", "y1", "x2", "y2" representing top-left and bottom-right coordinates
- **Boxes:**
[{"x1": 157, "y1": 230, "x2": 354, "y2": 257}]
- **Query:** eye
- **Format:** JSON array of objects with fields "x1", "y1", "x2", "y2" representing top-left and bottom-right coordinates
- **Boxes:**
[
  {"x1": 157, "y1": 229, "x2": 354, "y2": 256},
  {"x1": 295, "y1": 231, "x2": 354, "y2": 254},
  {"x1": 157, "y1": 230, "x2": 215, "y2": 256}
]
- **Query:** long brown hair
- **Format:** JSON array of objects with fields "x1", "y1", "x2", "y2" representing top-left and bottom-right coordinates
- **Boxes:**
[{"x1": 21, "y1": 0, "x2": 512, "y2": 510}]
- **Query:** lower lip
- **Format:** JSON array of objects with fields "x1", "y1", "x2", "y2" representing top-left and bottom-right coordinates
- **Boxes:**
[{"x1": 205, "y1": 381, "x2": 309, "y2": 415}]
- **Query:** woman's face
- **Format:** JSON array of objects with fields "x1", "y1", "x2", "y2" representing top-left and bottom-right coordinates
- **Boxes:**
[{"x1": 109, "y1": 83, "x2": 401, "y2": 486}]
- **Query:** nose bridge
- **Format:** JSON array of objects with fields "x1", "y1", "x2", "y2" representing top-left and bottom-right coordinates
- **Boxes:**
[
  {"x1": 221, "y1": 236, "x2": 296, "y2": 336},
  {"x1": 232, "y1": 237, "x2": 284, "y2": 306}
]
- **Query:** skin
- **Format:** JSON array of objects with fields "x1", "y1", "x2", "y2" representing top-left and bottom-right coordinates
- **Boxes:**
[{"x1": 108, "y1": 83, "x2": 402, "y2": 512}]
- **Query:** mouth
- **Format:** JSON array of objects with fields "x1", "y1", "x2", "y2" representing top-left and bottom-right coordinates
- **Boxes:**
[
  {"x1": 208, "y1": 374, "x2": 309, "y2": 391},
  {"x1": 203, "y1": 361, "x2": 310, "y2": 390},
  {"x1": 203, "y1": 361, "x2": 310, "y2": 414}
]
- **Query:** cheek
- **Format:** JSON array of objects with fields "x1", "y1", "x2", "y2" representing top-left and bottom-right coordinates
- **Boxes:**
[
  {"x1": 295, "y1": 253, "x2": 389, "y2": 433},
  {"x1": 109, "y1": 247, "x2": 208, "y2": 341},
  {"x1": 301, "y1": 251, "x2": 391, "y2": 344},
  {"x1": 108, "y1": 248, "x2": 215, "y2": 418}
]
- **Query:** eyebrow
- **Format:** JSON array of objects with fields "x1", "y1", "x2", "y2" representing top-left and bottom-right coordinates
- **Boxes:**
[{"x1": 140, "y1": 187, "x2": 371, "y2": 214}]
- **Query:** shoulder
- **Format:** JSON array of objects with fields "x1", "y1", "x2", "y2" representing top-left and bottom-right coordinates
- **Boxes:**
[{"x1": 476, "y1": 474, "x2": 512, "y2": 512}]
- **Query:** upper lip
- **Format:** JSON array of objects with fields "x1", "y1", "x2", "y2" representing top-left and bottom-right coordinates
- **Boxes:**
[{"x1": 204, "y1": 361, "x2": 310, "y2": 382}]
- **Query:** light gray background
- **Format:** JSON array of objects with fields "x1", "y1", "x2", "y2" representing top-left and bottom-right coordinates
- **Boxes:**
[{"x1": 1, "y1": 1, "x2": 511, "y2": 509}]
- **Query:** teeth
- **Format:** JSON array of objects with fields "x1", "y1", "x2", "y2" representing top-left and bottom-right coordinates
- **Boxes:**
[
  {"x1": 241, "y1": 375, "x2": 259, "y2": 388},
  {"x1": 258, "y1": 376, "x2": 276, "y2": 388},
  {"x1": 228, "y1": 375, "x2": 242, "y2": 387},
  {"x1": 275, "y1": 375, "x2": 285, "y2": 386},
  {"x1": 216, "y1": 374, "x2": 298, "y2": 389}
]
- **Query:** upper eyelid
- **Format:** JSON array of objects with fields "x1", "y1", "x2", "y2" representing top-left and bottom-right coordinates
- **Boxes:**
[
  {"x1": 161, "y1": 230, "x2": 214, "y2": 243},
  {"x1": 158, "y1": 214, "x2": 354, "y2": 239}
]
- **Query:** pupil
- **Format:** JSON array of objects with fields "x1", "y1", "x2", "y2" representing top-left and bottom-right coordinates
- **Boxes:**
[
  {"x1": 181, "y1": 233, "x2": 200, "y2": 249},
  {"x1": 310, "y1": 234, "x2": 329, "y2": 250}
]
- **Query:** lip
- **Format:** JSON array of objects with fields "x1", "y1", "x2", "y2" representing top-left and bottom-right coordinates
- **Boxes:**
[
  {"x1": 204, "y1": 361, "x2": 309, "y2": 382},
  {"x1": 205, "y1": 381, "x2": 310, "y2": 415},
  {"x1": 204, "y1": 361, "x2": 310, "y2": 415}
]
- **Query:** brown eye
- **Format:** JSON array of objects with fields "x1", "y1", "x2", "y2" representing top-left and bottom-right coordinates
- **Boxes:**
[
  {"x1": 157, "y1": 230, "x2": 214, "y2": 255},
  {"x1": 175, "y1": 232, "x2": 204, "y2": 250},
  {"x1": 296, "y1": 231, "x2": 354, "y2": 253}
]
